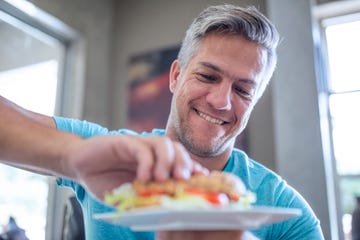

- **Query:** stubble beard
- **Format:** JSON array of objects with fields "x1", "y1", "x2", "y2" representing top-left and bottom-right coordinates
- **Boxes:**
[{"x1": 174, "y1": 115, "x2": 227, "y2": 158}]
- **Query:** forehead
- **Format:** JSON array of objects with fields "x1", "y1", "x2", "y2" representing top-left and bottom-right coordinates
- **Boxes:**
[{"x1": 192, "y1": 33, "x2": 267, "y2": 83}]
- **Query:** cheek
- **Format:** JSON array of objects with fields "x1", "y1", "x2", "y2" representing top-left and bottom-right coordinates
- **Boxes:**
[
  {"x1": 176, "y1": 81, "x2": 200, "y2": 101},
  {"x1": 174, "y1": 77, "x2": 213, "y2": 109},
  {"x1": 234, "y1": 101, "x2": 253, "y2": 122},
  {"x1": 172, "y1": 86, "x2": 188, "y2": 113}
]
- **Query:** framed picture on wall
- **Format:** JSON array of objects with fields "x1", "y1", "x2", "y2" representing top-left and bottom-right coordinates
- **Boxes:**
[{"x1": 127, "y1": 45, "x2": 179, "y2": 132}]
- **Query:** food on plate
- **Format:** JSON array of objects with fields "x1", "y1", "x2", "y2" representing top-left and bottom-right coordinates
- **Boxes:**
[{"x1": 104, "y1": 171, "x2": 256, "y2": 211}]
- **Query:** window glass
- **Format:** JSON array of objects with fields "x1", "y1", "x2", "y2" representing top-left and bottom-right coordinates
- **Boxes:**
[
  {"x1": 325, "y1": 20, "x2": 360, "y2": 92},
  {"x1": 329, "y1": 92, "x2": 360, "y2": 175},
  {"x1": 0, "y1": 12, "x2": 63, "y2": 240}
]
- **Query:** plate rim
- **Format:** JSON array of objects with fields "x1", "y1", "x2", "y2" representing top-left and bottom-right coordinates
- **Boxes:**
[
  {"x1": 94, "y1": 205, "x2": 302, "y2": 218},
  {"x1": 93, "y1": 206, "x2": 302, "y2": 231}
]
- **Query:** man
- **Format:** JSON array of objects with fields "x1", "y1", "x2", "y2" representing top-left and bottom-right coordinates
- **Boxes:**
[{"x1": 0, "y1": 4, "x2": 324, "y2": 240}]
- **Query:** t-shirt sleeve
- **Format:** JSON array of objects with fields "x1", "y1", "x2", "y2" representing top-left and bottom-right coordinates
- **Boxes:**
[
  {"x1": 53, "y1": 116, "x2": 140, "y2": 202},
  {"x1": 53, "y1": 116, "x2": 110, "y2": 138},
  {"x1": 53, "y1": 116, "x2": 110, "y2": 202}
]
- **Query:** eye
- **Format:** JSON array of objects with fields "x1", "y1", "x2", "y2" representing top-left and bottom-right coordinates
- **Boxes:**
[
  {"x1": 196, "y1": 73, "x2": 218, "y2": 82},
  {"x1": 234, "y1": 85, "x2": 252, "y2": 99}
]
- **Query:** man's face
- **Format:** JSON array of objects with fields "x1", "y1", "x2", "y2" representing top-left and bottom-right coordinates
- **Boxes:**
[{"x1": 167, "y1": 33, "x2": 267, "y2": 159}]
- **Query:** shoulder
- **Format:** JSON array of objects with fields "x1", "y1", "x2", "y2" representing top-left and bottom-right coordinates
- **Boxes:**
[
  {"x1": 227, "y1": 149, "x2": 282, "y2": 193},
  {"x1": 53, "y1": 116, "x2": 165, "y2": 138},
  {"x1": 228, "y1": 148, "x2": 318, "y2": 216},
  {"x1": 228, "y1": 150, "x2": 323, "y2": 239}
]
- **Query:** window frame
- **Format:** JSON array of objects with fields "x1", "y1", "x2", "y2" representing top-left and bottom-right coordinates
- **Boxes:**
[{"x1": 313, "y1": 2, "x2": 360, "y2": 239}]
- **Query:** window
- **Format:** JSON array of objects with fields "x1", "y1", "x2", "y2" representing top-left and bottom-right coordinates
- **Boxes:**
[
  {"x1": 0, "y1": 0, "x2": 85, "y2": 239},
  {"x1": 326, "y1": 20, "x2": 360, "y2": 239},
  {"x1": 0, "y1": 9, "x2": 64, "y2": 240},
  {"x1": 315, "y1": 3, "x2": 360, "y2": 239}
]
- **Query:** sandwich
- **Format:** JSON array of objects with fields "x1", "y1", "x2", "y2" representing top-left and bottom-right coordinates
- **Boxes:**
[{"x1": 104, "y1": 171, "x2": 255, "y2": 211}]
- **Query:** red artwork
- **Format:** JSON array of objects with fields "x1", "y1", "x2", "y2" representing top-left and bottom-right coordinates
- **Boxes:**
[{"x1": 127, "y1": 46, "x2": 179, "y2": 132}]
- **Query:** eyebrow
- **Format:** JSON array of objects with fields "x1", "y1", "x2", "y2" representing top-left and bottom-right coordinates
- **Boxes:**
[{"x1": 198, "y1": 61, "x2": 257, "y2": 86}]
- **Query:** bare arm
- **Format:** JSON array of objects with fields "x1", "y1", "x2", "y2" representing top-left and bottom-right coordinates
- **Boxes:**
[
  {"x1": 0, "y1": 95, "x2": 77, "y2": 175},
  {"x1": 0, "y1": 95, "x2": 56, "y2": 128},
  {"x1": 0, "y1": 95, "x2": 206, "y2": 199}
]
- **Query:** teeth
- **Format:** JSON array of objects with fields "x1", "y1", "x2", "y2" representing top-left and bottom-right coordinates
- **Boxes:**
[{"x1": 198, "y1": 111, "x2": 224, "y2": 125}]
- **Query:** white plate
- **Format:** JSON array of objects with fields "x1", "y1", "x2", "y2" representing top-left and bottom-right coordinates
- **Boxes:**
[{"x1": 93, "y1": 206, "x2": 302, "y2": 231}]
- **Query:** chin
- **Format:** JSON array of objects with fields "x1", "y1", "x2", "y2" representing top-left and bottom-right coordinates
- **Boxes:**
[{"x1": 189, "y1": 141, "x2": 227, "y2": 158}]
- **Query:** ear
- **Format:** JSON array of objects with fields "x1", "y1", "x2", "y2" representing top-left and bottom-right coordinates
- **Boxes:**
[{"x1": 169, "y1": 60, "x2": 181, "y2": 93}]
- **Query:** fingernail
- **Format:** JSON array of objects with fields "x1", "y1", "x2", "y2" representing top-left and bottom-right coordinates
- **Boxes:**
[
  {"x1": 182, "y1": 168, "x2": 190, "y2": 179},
  {"x1": 194, "y1": 163, "x2": 209, "y2": 175}
]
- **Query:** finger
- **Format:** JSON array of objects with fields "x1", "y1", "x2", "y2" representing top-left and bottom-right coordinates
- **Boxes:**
[
  {"x1": 172, "y1": 141, "x2": 193, "y2": 180},
  {"x1": 192, "y1": 161, "x2": 209, "y2": 175},
  {"x1": 145, "y1": 136, "x2": 175, "y2": 181},
  {"x1": 128, "y1": 137, "x2": 156, "y2": 182}
]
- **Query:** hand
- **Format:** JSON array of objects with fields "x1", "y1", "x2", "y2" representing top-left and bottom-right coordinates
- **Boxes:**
[
  {"x1": 156, "y1": 230, "x2": 259, "y2": 240},
  {"x1": 0, "y1": 95, "x2": 206, "y2": 200},
  {"x1": 63, "y1": 135, "x2": 207, "y2": 200}
]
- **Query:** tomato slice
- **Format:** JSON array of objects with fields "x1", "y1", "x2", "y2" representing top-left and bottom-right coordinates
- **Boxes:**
[
  {"x1": 185, "y1": 188, "x2": 229, "y2": 206},
  {"x1": 229, "y1": 194, "x2": 240, "y2": 202},
  {"x1": 137, "y1": 188, "x2": 232, "y2": 206},
  {"x1": 138, "y1": 190, "x2": 168, "y2": 197}
]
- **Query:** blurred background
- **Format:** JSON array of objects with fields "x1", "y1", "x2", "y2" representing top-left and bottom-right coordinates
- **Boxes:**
[{"x1": 0, "y1": 0, "x2": 359, "y2": 239}]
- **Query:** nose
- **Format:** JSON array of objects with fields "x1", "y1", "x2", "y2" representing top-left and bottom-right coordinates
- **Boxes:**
[{"x1": 206, "y1": 83, "x2": 232, "y2": 110}]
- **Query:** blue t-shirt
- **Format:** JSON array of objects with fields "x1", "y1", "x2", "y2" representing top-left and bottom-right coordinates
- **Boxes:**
[{"x1": 54, "y1": 116, "x2": 324, "y2": 240}]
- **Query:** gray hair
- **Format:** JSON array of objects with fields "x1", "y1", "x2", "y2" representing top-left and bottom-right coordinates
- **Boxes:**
[{"x1": 178, "y1": 4, "x2": 280, "y2": 96}]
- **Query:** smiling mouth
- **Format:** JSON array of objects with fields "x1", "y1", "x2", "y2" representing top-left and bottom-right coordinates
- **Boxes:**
[{"x1": 196, "y1": 109, "x2": 225, "y2": 125}]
